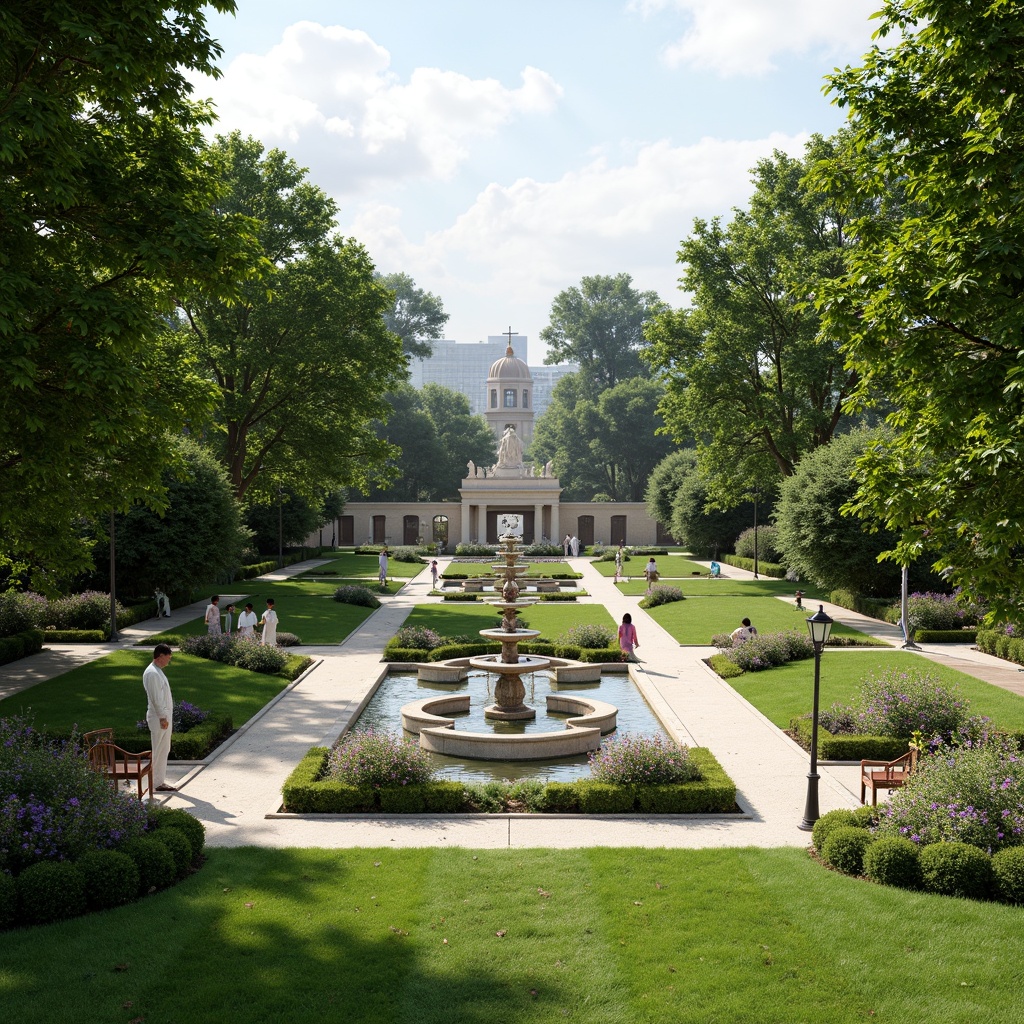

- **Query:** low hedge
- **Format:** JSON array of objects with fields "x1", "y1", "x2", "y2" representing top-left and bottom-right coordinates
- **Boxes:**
[
  {"x1": 707, "y1": 653, "x2": 744, "y2": 679},
  {"x1": 721, "y1": 555, "x2": 786, "y2": 578},
  {"x1": 828, "y1": 590, "x2": 894, "y2": 618},
  {"x1": 280, "y1": 746, "x2": 736, "y2": 815},
  {"x1": 237, "y1": 560, "x2": 278, "y2": 580},
  {"x1": 537, "y1": 592, "x2": 580, "y2": 601},
  {"x1": 789, "y1": 717, "x2": 909, "y2": 762},
  {"x1": 441, "y1": 593, "x2": 481, "y2": 601},
  {"x1": 41, "y1": 629, "x2": 107, "y2": 643},
  {"x1": 0, "y1": 628, "x2": 45, "y2": 665},
  {"x1": 977, "y1": 628, "x2": 1024, "y2": 668},
  {"x1": 45, "y1": 712, "x2": 233, "y2": 760},
  {"x1": 915, "y1": 628, "x2": 979, "y2": 644}
]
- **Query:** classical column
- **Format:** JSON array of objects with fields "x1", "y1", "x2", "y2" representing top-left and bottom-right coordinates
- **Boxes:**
[
  {"x1": 534, "y1": 503, "x2": 544, "y2": 543},
  {"x1": 550, "y1": 503, "x2": 559, "y2": 545},
  {"x1": 477, "y1": 503, "x2": 487, "y2": 544},
  {"x1": 460, "y1": 496, "x2": 471, "y2": 545}
]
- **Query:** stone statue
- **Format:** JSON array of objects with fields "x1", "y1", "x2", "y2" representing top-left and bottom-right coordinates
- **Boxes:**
[
  {"x1": 544, "y1": 460, "x2": 553, "y2": 478},
  {"x1": 497, "y1": 426, "x2": 524, "y2": 468},
  {"x1": 467, "y1": 459, "x2": 475, "y2": 478}
]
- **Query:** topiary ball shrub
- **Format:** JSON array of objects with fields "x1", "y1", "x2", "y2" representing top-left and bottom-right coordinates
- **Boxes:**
[
  {"x1": 231, "y1": 636, "x2": 288, "y2": 674},
  {"x1": 991, "y1": 847, "x2": 1024, "y2": 904},
  {"x1": 863, "y1": 837, "x2": 923, "y2": 890},
  {"x1": 121, "y1": 836, "x2": 175, "y2": 895},
  {"x1": 151, "y1": 828, "x2": 193, "y2": 881},
  {"x1": 76, "y1": 850, "x2": 140, "y2": 911},
  {"x1": 148, "y1": 807, "x2": 206, "y2": 863},
  {"x1": 812, "y1": 809, "x2": 859, "y2": 853},
  {"x1": 275, "y1": 631, "x2": 302, "y2": 646},
  {"x1": 0, "y1": 871, "x2": 16, "y2": 929},
  {"x1": 851, "y1": 804, "x2": 878, "y2": 829},
  {"x1": 919, "y1": 842, "x2": 993, "y2": 900},
  {"x1": 821, "y1": 826, "x2": 875, "y2": 876},
  {"x1": 556, "y1": 623, "x2": 615, "y2": 649},
  {"x1": 333, "y1": 585, "x2": 382, "y2": 606},
  {"x1": 16, "y1": 860, "x2": 86, "y2": 925}
]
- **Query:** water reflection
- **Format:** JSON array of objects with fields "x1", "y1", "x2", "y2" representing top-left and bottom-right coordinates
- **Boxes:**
[{"x1": 350, "y1": 669, "x2": 666, "y2": 783}]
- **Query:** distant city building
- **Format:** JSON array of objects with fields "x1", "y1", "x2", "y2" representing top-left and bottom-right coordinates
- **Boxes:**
[{"x1": 406, "y1": 336, "x2": 576, "y2": 421}]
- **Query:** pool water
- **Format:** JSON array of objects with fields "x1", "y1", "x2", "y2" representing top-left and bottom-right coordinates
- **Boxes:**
[{"x1": 349, "y1": 668, "x2": 667, "y2": 783}]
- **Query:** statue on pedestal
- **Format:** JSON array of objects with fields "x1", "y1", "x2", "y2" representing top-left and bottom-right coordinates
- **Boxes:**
[{"x1": 497, "y1": 426, "x2": 524, "y2": 468}]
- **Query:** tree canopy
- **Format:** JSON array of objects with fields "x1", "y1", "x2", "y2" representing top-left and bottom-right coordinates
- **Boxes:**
[
  {"x1": 816, "y1": 0, "x2": 1024, "y2": 618},
  {"x1": 0, "y1": 0, "x2": 253, "y2": 583},
  {"x1": 541, "y1": 274, "x2": 666, "y2": 394},
  {"x1": 172, "y1": 133, "x2": 406, "y2": 502},
  {"x1": 644, "y1": 137, "x2": 860, "y2": 508},
  {"x1": 378, "y1": 272, "x2": 449, "y2": 360}
]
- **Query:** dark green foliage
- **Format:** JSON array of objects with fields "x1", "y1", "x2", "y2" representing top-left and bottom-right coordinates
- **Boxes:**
[
  {"x1": 0, "y1": 628, "x2": 45, "y2": 665},
  {"x1": 851, "y1": 804, "x2": 878, "y2": 829},
  {"x1": 148, "y1": 807, "x2": 206, "y2": 862},
  {"x1": 915, "y1": 629, "x2": 978, "y2": 644},
  {"x1": 821, "y1": 826, "x2": 875, "y2": 875},
  {"x1": 0, "y1": 871, "x2": 16, "y2": 928},
  {"x1": 121, "y1": 836, "x2": 175, "y2": 895},
  {"x1": 735, "y1": 525, "x2": 782, "y2": 562},
  {"x1": 151, "y1": 828, "x2": 193, "y2": 881},
  {"x1": 811, "y1": 809, "x2": 859, "y2": 853},
  {"x1": 977, "y1": 629, "x2": 1024, "y2": 669},
  {"x1": 575, "y1": 782, "x2": 636, "y2": 814},
  {"x1": 76, "y1": 850, "x2": 140, "y2": 911},
  {"x1": 790, "y1": 718, "x2": 908, "y2": 762},
  {"x1": 422, "y1": 781, "x2": 467, "y2": 812},
  {"x1": 919, "y1": 842, "x2": 993, "y2": 901},
  {"x1": 333, "y1": 586, "x2": 381, "y2": 608},
  {"x1": 721, "y1": 555, "x2": 786, "y2": 579},
  {"x1": 992, "y1": 847, "x2": 1024, "y2": 904},
  {"x1": 638, "y1": 585, "x2": 684, "y2": 609},
  {"x1": 245, "y1": 487, "x2": 323, "y2": 554},
  {"x1": 378, "y1": 271, "x2": 448, "y2": 359},
  {"x1": 15, "y1": 861, "x2": 86, "y2": 925},
  {"x1": 378, "y1": 786, "x2": 426, "y2": 813},
  {"x1": 863, "y1": 837, "x2": 922, "y2": 891}
]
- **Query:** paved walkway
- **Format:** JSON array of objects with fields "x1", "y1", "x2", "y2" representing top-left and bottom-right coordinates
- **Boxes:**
[{"x1": 2, "y1": 557, "x2": 1016, "y2": 849}]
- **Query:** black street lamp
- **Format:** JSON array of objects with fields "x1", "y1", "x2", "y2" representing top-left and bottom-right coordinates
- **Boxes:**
[{"x1": 798, "y1": 604, "x2": 833, "y2": 831}]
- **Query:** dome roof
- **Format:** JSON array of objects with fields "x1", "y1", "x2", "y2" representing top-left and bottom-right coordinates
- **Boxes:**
[{"x1": 488, "y1": 344, "x2": 531, "y2": 382}]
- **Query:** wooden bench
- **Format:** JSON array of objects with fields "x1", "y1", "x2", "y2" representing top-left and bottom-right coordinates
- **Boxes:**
[
  {"x1": 860, "y1": 748, "x2": 918, "y2": 806},
  {"x1": 83, "y1": 729, "x2": 154, "y2": 800}
]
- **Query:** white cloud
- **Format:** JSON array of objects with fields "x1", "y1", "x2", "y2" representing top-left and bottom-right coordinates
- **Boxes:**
[
  {"x1": 200, "y1": 21, "x2": 562, "y2": 191},
  {"x1": 349, "y1": 132, "x2": 809, "y2": 346},
  {"x1": 629, "y1": 0, "x2": 878, "y2": 76}
]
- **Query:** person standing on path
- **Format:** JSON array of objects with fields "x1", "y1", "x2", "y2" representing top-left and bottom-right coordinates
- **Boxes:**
[
  {"x1": 563, "y1": 533, "x2": 572, "y2": 557},
  {"x1": 237, "y1": 602, "x2": 257, "y2": 637},
  {"x1": 614, "y1": 544, "x2": 623, "y2": 582},
  {"x1": 223, "y1": 604, "x2": 235, "y2": 635},
  {"x1": 430, "y1": 560, "x2": 439, "y2": 588},
  {"x1": 618, "y1": 613, "x2": 640, "y2": 662},
  {"x1": 204, "y1": 595, "x2": 221, "y2": 634},
  {"x1": 259, "y1": 598, "x2": 279, "y2": 646},
  {"x1": 378, "y1": 547, "x2": 389, "y2": 589},
  {"x1": 644, "y1": 557, "x2": 659, "y2": 593},
  {"x1": 570, "y1": 534, "x2": 579, "y2": 557},
  {"x1": 143, "y1": 643, "x2": 175, "y2": 792}
]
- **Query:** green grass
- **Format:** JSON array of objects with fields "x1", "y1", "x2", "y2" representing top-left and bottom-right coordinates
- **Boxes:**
[
  {"x1": 0, "y1": 649, "x2": 290, "y2": 734},
  {"x1": 647, "y1": 596, "x2": 880, "y2": 646},
  {"x1": 728, "y1": 649, "x2": 1024, "y2": 731},
  {"x1": 396, "y1": 602, "x2": 616, "y2": 640},
  {"x1": 619, "y1": 576, "x2": 829, "y2": 599},
  {"x1": 3, "y1": 846, "x2": 1024, "y2": 1023},
  {"x1": 593, "y1": 556, "x2": 708, "y2": 578},
  {"x1": 149, "y1": 579, "x2": 379, "y2": 645},
  {"x1": 298, "y1": 553, "x2": 425, "y2": 579},
  {"x1": 443, "y1": 561, "x2": 577, "y2": 578}
]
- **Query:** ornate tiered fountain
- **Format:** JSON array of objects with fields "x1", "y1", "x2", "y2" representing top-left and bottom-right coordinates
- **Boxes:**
[
  {"x1": 470, "y1": 532, "x2": 550, "y2": 720},
  {"x1": 399, "y1": 527, "x2": 618, "y2": 760}
]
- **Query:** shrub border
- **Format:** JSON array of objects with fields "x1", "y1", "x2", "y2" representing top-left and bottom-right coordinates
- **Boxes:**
[{"x1": 279, "y1": 745, "x2": 737, "y2": 815}]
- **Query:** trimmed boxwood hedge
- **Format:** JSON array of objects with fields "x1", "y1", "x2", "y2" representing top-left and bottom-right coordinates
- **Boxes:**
[
  {"x1": 43, "y1": 712, "x2": 233, "y2": 761},
  {"x1": 790, "y1": 716, "x2": 910, "y2": 762},
  {"x1": 280, "y1": 746, "x2": 737, "y2": 815},
  {"x1": 721, "y1": 555, "x2": 786, "y2": 578},
  {"x1": 915, "y1": 629, "x2": 979, "y2": 644},
  {"x1": 0, "y1": 628, "x2": 45, "y2": 665}
]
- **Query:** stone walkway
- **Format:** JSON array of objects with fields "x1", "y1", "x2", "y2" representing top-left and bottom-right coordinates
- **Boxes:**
[{"x1": 1, "y1": 556, "x2": 1015, "y2": 849}]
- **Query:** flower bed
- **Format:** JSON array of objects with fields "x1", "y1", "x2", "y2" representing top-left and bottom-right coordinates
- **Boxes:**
[
  {"x1": 280, "y1": 745, "x2": 736, "y2": 814},
  {"x1": 0, "y1": 717, "x2": 206, "y2": 929}
]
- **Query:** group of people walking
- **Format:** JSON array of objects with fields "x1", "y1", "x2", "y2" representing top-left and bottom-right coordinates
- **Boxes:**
[
  {"x1": 204, "y1": 595, "x2": 278, "y2": 645},
  {"x1": 562, "y1": 533, "x2": 581, "y2": 557}
]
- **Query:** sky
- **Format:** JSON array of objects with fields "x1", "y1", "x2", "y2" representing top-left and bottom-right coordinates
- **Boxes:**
[{"x1": 197, "y1": 0, "x2": 881, "y2": 363}]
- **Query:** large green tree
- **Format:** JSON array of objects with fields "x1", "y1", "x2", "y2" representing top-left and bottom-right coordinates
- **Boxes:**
[
  {"x1": 0, "y1": 0, "x2": 254, "y2": 582},
  {"x1": 644, "y1": 136, "x2": 861, "y2": 507},
  {"x1": 817, "y1": 0, "x2": 1024, "y2": 618},
  {"x1": 541, "y1": 274, "x2": 667, "y2": 394},
  {"x1": 173, "y1": 133, "x2": 406, "y2": 502},
  {"x1": 93, "y1": 435, "x2": 248, "y2": 599},
  {"x1": 377, "y1": 272, "x2": 449, "y2": 359},
  {"x1": 419, "y1": 384, "x2": 497, "y2": 494}
]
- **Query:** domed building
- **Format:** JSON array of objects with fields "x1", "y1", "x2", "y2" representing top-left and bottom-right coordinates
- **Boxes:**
[{"x1": 485, "y1": 342, "x2": 534, "y2": 447}]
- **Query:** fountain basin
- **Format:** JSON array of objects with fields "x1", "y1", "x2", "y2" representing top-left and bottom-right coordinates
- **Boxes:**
[
  {"x1": 402, "y1": 694, "x2": 617, "y2": 760},
  {"x1": 468, "y1": 653, "x2": 551, "y2": 674},
  {"x1": 477, "y1": 628, "x2": 541, "y2": 643},
  {"x1": 416, "y1": 663, "x2": 469, "y2": 684}
]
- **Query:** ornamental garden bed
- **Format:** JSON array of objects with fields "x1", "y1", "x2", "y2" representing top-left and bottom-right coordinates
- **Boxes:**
[{"x1": 279, "y1": 746, "x2": 738, "y2": 815}]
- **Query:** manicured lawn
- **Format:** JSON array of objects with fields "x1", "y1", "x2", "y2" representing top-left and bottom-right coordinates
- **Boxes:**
[
  {"x1": 0, "y1": 650, "x2": 291, "y2": 735},
  {"x1": 648, "y1": 596, "x2": 881, "y2": 646},
  {"x1": 443, "y1": 561, "x2": 578, "y2": 578},
  {"x1": 397, "y1": 602, "x2": 616, "y2": 640},
  {"x1": 298, "y1": 553, "x2": 425, "y2": 579},
  {"x1": 592, "y1": 556, "x2": 708, "y2": 578},
  {"x1": 3, "y1": 846, "x2": 1023, "y2": 1023},
  {"x1": 150, "y1": 579, "x2": 379, "y2": 645},
  {"x1": 618, "y1": 577, "x2": 828, "y2": 599},
  {"x1": 729, "y1": 649, "x2": 1024, "y2": 732}
]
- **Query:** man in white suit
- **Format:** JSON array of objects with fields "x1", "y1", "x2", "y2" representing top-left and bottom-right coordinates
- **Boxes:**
[{"x1": 143, "y1": 643, "x2": 176, "y2": 792}]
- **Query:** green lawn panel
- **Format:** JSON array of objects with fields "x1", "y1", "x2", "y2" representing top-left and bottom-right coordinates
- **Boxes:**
[{"x1": 397, "y1": 602, "x2": 616, "y2": 640}]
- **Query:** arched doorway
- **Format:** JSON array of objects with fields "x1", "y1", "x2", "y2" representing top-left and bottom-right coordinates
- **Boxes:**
[{"x1": 577, "y1": 515, "x2": 594, "y2": 548}]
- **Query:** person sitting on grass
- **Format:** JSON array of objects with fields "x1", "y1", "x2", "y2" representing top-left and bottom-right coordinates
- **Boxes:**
[{"x1": 730, "y1": 617, "x2": 758, "y2": 644}]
